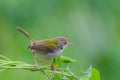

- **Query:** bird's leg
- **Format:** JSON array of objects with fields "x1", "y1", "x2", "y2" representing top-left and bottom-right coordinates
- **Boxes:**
[
  {"x1": 50, "y1": 64, "x2": 56, "y2": 71},
  {"x1": 40, "y1": 58, "x2": 56, "y2": 71},
  {"x1": 32, "y1": 52, "x2": 39, "y2": 70}
]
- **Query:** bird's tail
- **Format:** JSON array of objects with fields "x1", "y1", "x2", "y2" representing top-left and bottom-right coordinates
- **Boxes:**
[{"x1": 17, "y1": 26, "x2": 35, "y2": 43}]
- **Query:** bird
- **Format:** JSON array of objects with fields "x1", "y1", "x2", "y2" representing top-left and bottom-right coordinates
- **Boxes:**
[{"x1": 17, "y1": 27, "x2": 71, "y2": 70}]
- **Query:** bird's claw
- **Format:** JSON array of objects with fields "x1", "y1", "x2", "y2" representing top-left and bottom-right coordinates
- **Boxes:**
[
  {"x1": 34, "y1": 64, "x2": 39, "y2": 70},
  {"x1": 50, "y1": 64, "x2": 57, "y2": 71}
]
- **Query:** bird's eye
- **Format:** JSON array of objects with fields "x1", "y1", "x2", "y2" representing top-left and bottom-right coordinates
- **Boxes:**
[
  {"x1": 64, "y1": 41, "x2": 67, "y2": 44},
  {"x1": 63, "y1": 41, "x2": 67, "y2": 44}
]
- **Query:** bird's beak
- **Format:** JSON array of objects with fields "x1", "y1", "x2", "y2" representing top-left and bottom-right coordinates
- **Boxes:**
[{"x1": 67, "y1": 42, "x2": 72, "y2": 45}]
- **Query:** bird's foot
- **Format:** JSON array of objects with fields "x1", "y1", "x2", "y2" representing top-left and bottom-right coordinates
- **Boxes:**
[
  {"x1": 50, "y1": 64, "x2": 57, "y2": 71},
  {"x1": 34, "y1": 63, "x2": 39, "y2": 70}
]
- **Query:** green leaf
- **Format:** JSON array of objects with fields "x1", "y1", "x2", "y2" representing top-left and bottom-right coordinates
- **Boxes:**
[
  {"x1": 90, "y1": 68, "x2": 100, "y2": 80},
  {"x1": 79, "y1": 66, "x2": 100, "y2": 80},
  {"x1": 60, "y1": 55, "x2": 76, "y2": 63},
  {"x1": 80, "y1": 65, "x2": 92, "y2": 80}
]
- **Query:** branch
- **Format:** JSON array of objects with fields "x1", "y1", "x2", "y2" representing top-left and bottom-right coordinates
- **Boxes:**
[
  {"x1": 0, "y1": 55, "x2": 100, "y2": 80},
  {"x1": 0, "y1": 55, "x2": 79, "y2": 79}
]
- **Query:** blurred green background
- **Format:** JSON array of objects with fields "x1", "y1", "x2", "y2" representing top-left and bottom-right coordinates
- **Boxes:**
[{"x1": 0, "y1": 0, "x2": 120, "y2": 80}]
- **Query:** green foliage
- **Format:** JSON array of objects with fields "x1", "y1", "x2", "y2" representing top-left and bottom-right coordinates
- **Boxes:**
[
  {"x1": 90, "y1": 68, "x2": 100, "y2": 80},
  {"x1": 0, "y1": 55, "x2": 100, "y2": 80}
]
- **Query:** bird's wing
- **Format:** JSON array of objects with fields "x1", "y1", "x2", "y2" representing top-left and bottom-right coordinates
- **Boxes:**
[{"x1": 30, "y1": 42, "x2": 57, "y2": 54}]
